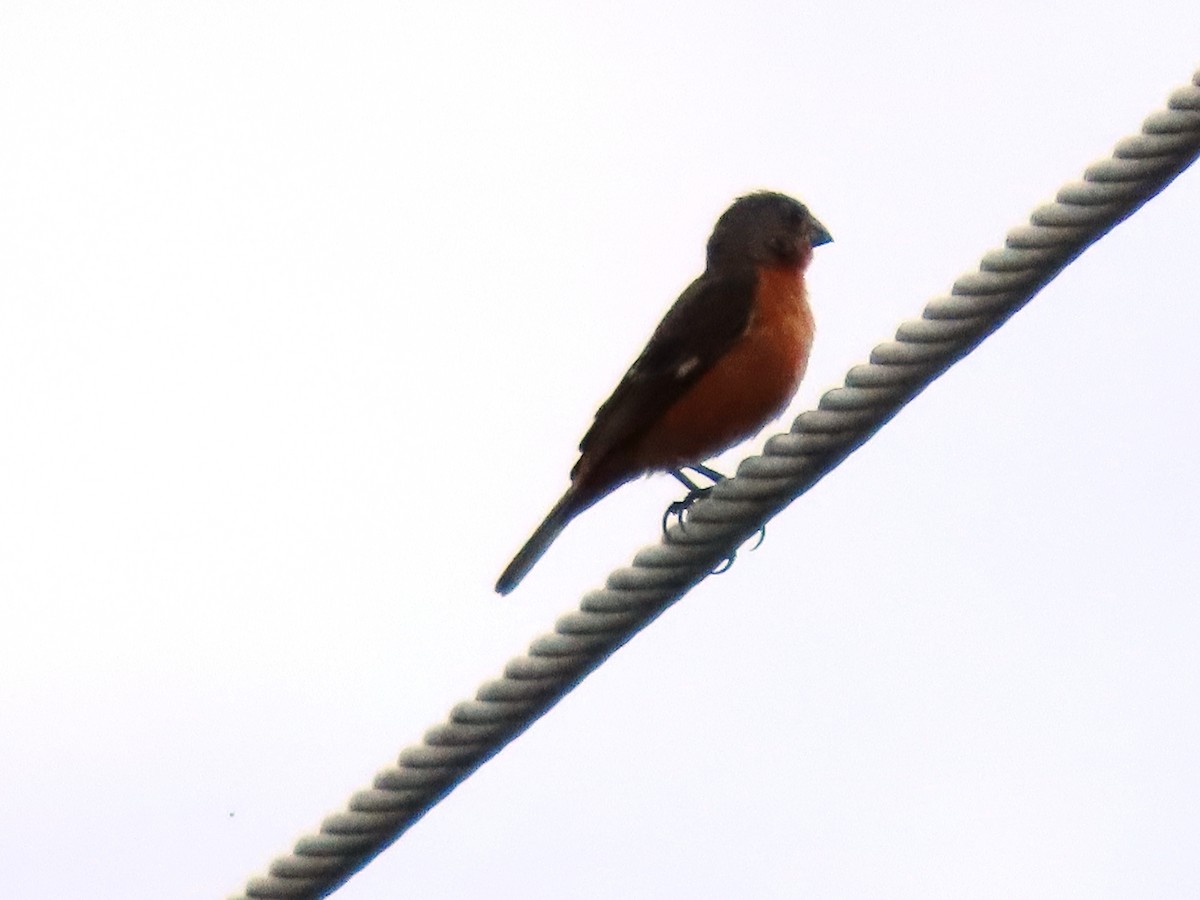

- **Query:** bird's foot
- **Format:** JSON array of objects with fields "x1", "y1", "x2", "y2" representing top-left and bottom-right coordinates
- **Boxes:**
[
  {"x1": 663, "y1": 466, "x2": 767, "y2": 575},
  {"x1": 662, "y1": 483, "x2": 715, "y2": 534},
  {"x1": 662, "y1": 466, "x2": 723, "y2": 534}
]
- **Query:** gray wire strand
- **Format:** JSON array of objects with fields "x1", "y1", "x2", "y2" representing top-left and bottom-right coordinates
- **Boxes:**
[{"x1": 231, "y1": 68, "x2": 1200, "y2": 899}]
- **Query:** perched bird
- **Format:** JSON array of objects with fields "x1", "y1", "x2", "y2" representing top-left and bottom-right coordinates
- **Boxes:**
[{"x1": 496, "y1": 191, "x2": 832, "y2": 595}]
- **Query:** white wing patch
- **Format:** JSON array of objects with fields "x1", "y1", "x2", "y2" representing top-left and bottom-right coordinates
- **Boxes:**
[{"x1": 674, "y1": 356, "x2": 701, "y2": 379}]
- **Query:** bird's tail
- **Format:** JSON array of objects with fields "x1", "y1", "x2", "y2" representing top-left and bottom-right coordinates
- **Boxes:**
[{"x1": 495, "y1": 485, "x2": 589, "y2": 595}]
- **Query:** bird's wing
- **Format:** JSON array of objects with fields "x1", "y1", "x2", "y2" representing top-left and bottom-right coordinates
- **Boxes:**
[{"x1": 573, "y1": 266, "x2": 757, "y2": 478}]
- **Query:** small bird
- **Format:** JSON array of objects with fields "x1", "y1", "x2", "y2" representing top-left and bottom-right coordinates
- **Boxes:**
[{"x1": 496, "y1": 191, "x2": 832, "y2": 595}]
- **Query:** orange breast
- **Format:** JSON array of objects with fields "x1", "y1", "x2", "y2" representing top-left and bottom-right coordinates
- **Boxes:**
[{"x1": 630, "y1": 264, "x2": 814, "y2": 470}]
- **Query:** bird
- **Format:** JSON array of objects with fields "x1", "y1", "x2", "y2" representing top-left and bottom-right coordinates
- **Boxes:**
[{"x1": 496, "y1": 191, "x2": 832, "y2": 595}]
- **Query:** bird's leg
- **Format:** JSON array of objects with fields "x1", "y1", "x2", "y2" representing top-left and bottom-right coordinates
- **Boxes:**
[
  {"x1": 664, "y1": 464, "x2": 731, "y2": 532},
  {"x1": 662, "y1": 465, "x2": 767, "y2": 574},
  {"x1": 686, "y1": 463, "x2": 727, "y2": 484},
  {"x1": 663, "y1": 468, "x2": 713, "y2": 533}
]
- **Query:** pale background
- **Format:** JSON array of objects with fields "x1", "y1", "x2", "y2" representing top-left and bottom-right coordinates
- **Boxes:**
[{"x1": 2, "y1": 4, "x2": 1198, "y2": 898}]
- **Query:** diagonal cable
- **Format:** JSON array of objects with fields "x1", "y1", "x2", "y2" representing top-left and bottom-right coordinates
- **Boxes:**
[{"x1": 231, "y1": 67, "x2": 1200, "y2": 899}]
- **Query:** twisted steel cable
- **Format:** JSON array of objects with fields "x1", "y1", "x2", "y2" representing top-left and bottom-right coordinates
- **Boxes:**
[{"x1": 232, "y1": 67, "x2": 1200, "y2": 899}]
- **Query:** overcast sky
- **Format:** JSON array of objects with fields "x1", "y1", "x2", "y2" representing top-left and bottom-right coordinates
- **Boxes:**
[{"x1": 2, "y1": 4, "x2": 1199, "y2": 898}]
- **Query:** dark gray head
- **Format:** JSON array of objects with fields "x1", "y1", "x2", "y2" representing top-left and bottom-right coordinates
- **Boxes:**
[{"x1": 705, "y1": 190, "x2": 832, "y2": 270}]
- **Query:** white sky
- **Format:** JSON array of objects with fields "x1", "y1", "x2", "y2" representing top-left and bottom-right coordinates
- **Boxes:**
[{"x1": 2, "y1": 4, "x2": 1199, "y2": 898}]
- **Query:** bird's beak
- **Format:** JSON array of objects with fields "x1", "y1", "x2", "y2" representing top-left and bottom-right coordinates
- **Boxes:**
[{"x1": 811, "y1": 218, "x2": 833, "y2": 247}]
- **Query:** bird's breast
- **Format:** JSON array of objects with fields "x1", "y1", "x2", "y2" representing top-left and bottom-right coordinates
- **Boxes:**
[{"x1": 633, "y1": 264, "x2": 814, "y2": 469}]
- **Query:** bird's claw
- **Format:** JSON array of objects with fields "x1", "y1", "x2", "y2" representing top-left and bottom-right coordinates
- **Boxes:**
[
  {"x1": 710, "y1": 553, "x2": 736, "y2": 575},
  {"x1": 662, "y1": 466, "x2": 767, "y2": 575},
  {"x1": 748, "y1": 525, "x2": 766, "y2": 552},
  {"x1": 707, "y1": 525, "x2": 766, "y2": 576},
  {"x1": 661, "y1": 484, "x2": 715, "y2": 535}
]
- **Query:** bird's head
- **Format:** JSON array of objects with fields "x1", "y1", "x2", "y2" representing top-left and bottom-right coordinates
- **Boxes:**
[{"x1": 706, "y1": 191, "x2": 832, "y2": 270}]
